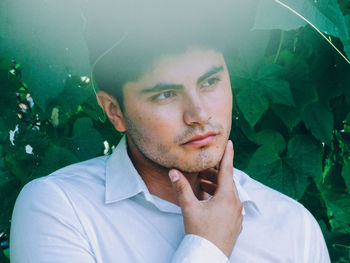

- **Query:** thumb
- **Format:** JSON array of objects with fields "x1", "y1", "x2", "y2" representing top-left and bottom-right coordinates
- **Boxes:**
[{"x1": 169, "y1": 169, "x2": 197, "y2": 208}]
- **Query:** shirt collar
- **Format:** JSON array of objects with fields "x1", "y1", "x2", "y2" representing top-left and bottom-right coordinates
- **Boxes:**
[
  {"x1": 233, "y1": 168, "x2": 261, "y2": 215},
  {"x1": 105, "y1": 136, "x2": 150, "y2": 204},
  {"x1": 105, "y1": 135, "x2": 261, "y2": 215}
]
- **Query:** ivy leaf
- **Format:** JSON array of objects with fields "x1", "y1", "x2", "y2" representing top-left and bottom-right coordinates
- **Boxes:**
[
  {"x1": 44, "y1": 76, "x2": 97, "y2": 127},
  {"x1": 36, "y1": 143, "x2": 79, "y2": 179},
  {"x1": 81, "y1": 94, "x2": 107, "y2": 122},
  {"x1": 2, "y1": 125, "x2": 50, "y2": 182},
  {"x1": 246, "y1": 134, "x2": 322, "y2": 199},
  {"x1": 271, "y1": 104, "x2": 303, "y2": 130},
  {"x1": 257, "y1": 63, "x2": 295, "y2": 106},
  {"x1": 0, "y1": 120, "x2": 9, "y2": 143},
  {"x1": 342, "y1": 162, "x2": 350, "y2": 194},
  {"x1": 236, "y1": 63, "x2": 294, "y2": 127},
  {"x1": 253, "y1": 0, "x2": 349, "y2": 39},
  {"x1": 72, "y1": 118, "x2": 103, "y2": 161},
  {"x1": 340, "y1": 15, "x2": 350, "y2": 59},
  {"x1": 55, "y1": 76, "x2": 95, "y2": 114},
  {"x1": 345, "y1": 113, "x2": 350, "y2": 133},
  {"x1": 0, "y1": 174, "x2": 21, "y2": 234},
  {"x1": 229, "y1": 121, "x2": 258, "y2": 171},
  {"x1": 236, "y1": 88, "x2": 269, "y2": 128},
  {"x1": 303, "y1": 101, "x2": 334, "y2": 145},
  {"x1": 0, "y1": 0, "x2": 91, "y2": 111},
  {"x1": 0, "y1": 66, "x2": 21, "y2": 133},
  {"x1": 0, "y1": 57, "x2": 12, "y2": 71},
  {"x1": 252, "y1": 129, "x2": 286, "y2": 153},
  {"x1": 323, "y1": 190, "x2": 350, "y2": 234},
  {"x1": 233, "y1": 30, "x2": 272, "y2": 75},
  {"x1": 317, "y1": 220, "x2": 350, "y2": 261},
  {"x1": 279, "y1": 50, "x2": 318, "y2": 107}
]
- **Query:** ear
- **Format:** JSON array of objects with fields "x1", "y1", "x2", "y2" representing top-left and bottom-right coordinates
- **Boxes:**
[{"x1": 97, "y1": 91, "x2": 126, "y2": 132}]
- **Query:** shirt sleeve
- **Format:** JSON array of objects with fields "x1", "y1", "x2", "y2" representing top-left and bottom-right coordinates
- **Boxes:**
[
  {"x1": 10, "y1": 179, "x2": 96, "y2": 263},
  {"x1": 302, "y1": 209, "x2": 331, "y2": 263},
  {"x1": 170, "y1": 234, "x2": 229, "y2": 263}
]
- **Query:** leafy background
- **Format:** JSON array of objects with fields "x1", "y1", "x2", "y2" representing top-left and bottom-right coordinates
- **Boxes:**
[{"x1": 0, "y1": 0, "x2": 350, "y2": 262}]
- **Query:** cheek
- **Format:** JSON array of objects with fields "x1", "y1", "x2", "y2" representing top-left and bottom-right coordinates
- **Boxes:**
[
  {"x1": 130, "y1": 106, "x2": 180, "y2": 138},
  {"x1": 208, "y1": 85, "x2": 232, "y2": 116}
]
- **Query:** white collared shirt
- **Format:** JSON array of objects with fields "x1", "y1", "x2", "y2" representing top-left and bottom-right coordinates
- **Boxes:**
[{"x1": 10, "y1": 136, "x2": 330, "y2": 262}]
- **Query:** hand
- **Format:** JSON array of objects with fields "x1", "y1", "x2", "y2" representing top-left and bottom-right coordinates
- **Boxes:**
[
  {"x1": 198, "y1": 166, "x2": 219, "y2": 200},
  {"x1": 168, "y1": 140, "x2": 243, "y2": 258}
]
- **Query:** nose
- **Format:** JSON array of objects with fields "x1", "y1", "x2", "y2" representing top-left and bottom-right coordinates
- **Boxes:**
[{"x1": 183, "y1": 96, "x2": 211, "y2": 126}]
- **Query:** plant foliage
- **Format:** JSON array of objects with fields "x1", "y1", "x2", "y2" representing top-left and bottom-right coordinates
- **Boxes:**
[{"x1": 0, "y1": 0, "x2": 350, "y2": 262}]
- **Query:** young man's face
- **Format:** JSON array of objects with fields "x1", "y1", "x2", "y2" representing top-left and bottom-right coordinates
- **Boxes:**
[{"x1": 122, "y1": 47, "x2": 232, "y2": 173}]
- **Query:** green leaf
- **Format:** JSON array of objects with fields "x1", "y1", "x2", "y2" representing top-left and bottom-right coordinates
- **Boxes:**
[
  {"x1": 253, "y1": 0, "x2": 349, "y2": 39},
  {"x1": 235, "y1": 63, "x2": 294, "y2": 127},
  {"x1": 246, "y1": 134, "x2": 322, "y2": 199},
  {"x1": 0, "y1": 0, "x2": 91, "y2": 111},
  {"x1": 2, "y1": 125, "x2": 50, "y2": 182},
  {"x1": 345, "y1": 113, "x2": 350, "y2": 133},
  {"x1": 317, "y1": 220, "x2": 350, "y2": 262},
  {"x1": 287, "y1": 135, "x2": 323, "y2": 180},
  {"x1": 0, "y1": 119, "x2": 10, "y2": 144},
  {"x1": 236, "y1": 88, "x2": 269, "y2": 128},
  {"x1": 0, "y1": 57, "x2": 12, "y2": 71},
  {"x1": 81, "y1": 99, "x2": 107, "y2": 122},
  {"x1": 233, "y1": 30, "x2": 272, "y2": 75},
  {"x1": 36, "y1": 143, "x2": 79, "y2": 179},
  {"x1": 285, "y1": 134, "x2": 323, "y2": 198},
  {"x1": 229, "y1": 121, "x2": 258, "y2": 171},
  {"x1": 55, "y1": 76, "x2": 95, "y2": 113},
  {"x1": 271, "y1": 104, "x2": 303, "y2": 130},
  {"x1": 72, "y1": 118, "x2": 103, "y2": 160},
  {"x1": 279, "y1": 50, "x2": 318, "y2": 107},
  {"x1": 257, "y1": 64, "x2": 295, "y2": 106},
  {"x1": 303, "y1": 102, "x2": 334, "y2": 145},
  {"x1": 342, "y1": 162, "x2": 350, "y2": 194},
  {"x1": 0, "y1": 174, "x2": 22, "y2": 234},
  {"x1": 308, "y1": 39, "x2": 346, "y2": 104},
  {"x1": 340, "y1": 15, "x2": 350, "y2": 59},
  {"x1": 323, "y1": 190, "x2": 350, "y2": 234},
  {"x1": 252, "y1": 129, "x2": 286, "y2": 153}
]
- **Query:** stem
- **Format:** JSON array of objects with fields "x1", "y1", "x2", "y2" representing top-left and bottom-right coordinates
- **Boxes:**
[
  {"x1": 90, "y1": 35, "x2": 128, "y2": 122},
  {"x1": 274, "y1": 0, "x2": 350, "y2": 65},
  {"x1": 274, "y1": 30, "x2": 284, "y2": 63}
]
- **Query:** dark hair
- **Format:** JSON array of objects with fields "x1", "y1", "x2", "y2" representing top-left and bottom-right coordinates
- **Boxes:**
[
  {"x1": 83, "y1": 0, "x2": 255, "y2": 111},
  {"x1": 92, "y1": 38, "x2": 231, "y2": 111}
]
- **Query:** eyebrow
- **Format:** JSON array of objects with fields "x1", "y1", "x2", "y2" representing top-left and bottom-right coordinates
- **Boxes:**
[
  {"x1": 141, "y1": 65, "x2": 224, "y2": 93},
  {"x1": 196, "y1": 65, "x2": 224, "y2": 85}
]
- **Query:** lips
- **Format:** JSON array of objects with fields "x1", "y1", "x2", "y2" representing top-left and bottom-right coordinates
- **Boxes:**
[{"x1": 182, "y1": 132, "x2": 217, "y2": 147}]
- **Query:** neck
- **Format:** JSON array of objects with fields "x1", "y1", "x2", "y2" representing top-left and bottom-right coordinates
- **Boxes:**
[{"x1": 126, "y1": 138, "x2": 202, "y2": 206}]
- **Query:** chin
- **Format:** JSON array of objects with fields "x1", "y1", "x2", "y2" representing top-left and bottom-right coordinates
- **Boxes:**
[{"x1": 173, "y1": 148, "x2": 222, "y2": 173}]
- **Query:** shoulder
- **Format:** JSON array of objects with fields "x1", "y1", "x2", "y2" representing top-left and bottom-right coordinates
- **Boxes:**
[
  {"x1": 235, "y1": 168, "x2": 316, "y2": 224},
  {"x1": 235, "y1": 169, "x2": 330, "y2": 261},
  {"x1": 16, "y1": 155, "x2": 109, "y2": 206}
]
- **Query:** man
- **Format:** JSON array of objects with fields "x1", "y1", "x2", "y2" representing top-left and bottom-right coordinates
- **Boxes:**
[{"x1": 10, "y1": 1, "x2": 330, "y2": 262}]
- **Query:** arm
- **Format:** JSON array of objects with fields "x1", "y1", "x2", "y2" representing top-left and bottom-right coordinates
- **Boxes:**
[
  {"x1": 171, "y1": 234, "x2": 229, "y2": 263},
  {"x1": 10, "y1": 179, "x2": 96, "y2": 263}
]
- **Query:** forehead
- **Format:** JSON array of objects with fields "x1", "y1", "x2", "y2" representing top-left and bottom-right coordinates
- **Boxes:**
[{"x1": 125, "y1": 47, "x2": 226, "y2": 88}]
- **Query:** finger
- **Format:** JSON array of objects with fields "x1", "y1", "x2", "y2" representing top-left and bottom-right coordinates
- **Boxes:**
[
  {"x1": 169, "y1": 169, "x2": 198, "y2": 208},
  {"x1": 200, "y1": 179, "x2": 217, "y2": 196},
  {"x1": 199, "y1": 168, "x2": 218, "y2": 184},
  {"x1": 216, "y1": 140, "x2": 235, "y2": 195},
  {"x1": 199, "y1": 191, "x2": 212, "y2": 201}
]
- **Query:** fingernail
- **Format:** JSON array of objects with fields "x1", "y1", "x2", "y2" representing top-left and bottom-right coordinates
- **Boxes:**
[
  {"x1": 228, "y1": 140, "x2": 233, "y2": 149},
  {"x1": 169, "y1": 169, "x2": 180, "y2": 183}
]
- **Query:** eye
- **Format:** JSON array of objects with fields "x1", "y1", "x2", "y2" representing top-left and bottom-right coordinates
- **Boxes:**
[
  {"x1": 152, "y1": 90, "x2": 176, "y2": 101},
  {"x1": 201, "y1": 77, "x2": 221, "y2": 89}
]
